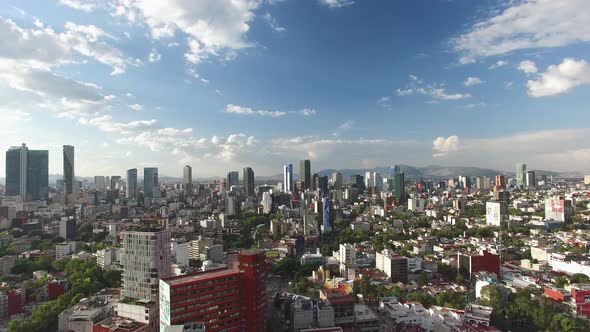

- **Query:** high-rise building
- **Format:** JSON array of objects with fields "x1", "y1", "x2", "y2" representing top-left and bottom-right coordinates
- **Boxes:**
[
  {"x1": 283, "y1": 164, "x2": 293, "y2": 193},
  {"x1": 159, "y1": 250, "x2": 267, "y2": 332},
  {"x1": 544, "y1": 196, "x2": 573, "y2": 223},
  {"x1": 299, "y1": 159, "x2": 311, "y2": 190},
  {"x1": 183, "y1": 165, "x2": 192, "y2": 195},
  {"x1": 494, "y1": 175, "x2": 505, "y2": 189},
  {"x1": 374, "y1": 172, "x2": 383, "y2": 192},
  {"x1": 525, "y1": 171, "x2": 536, "y2": 188},
  {"x1": 143, "y1": 167, "x2": 159, "y2": 198},
  {"x1": 364, "y1": 171, "x2": 374, "y2": 189},
  {"x1": 317, "y1": 175, "x2": 328, "y2": 196},
  {"x1": 390, "y1": 165, "x2": 401, "y2": 178},
  {"x1": 243, "y1": 167, "x2": 255, "y2": 196},
  {"x1": 393, "y1": 172, "x2": 405, "y2": 201},
  {"x1": 25, "y1": 149, "x2": 48, "y2": 201},
  {"x1": 310, "y1": 173, "x2": 319, "y2": 191},
  {"x1": 331, "y1": 172, "x2": 342, "y2": 190},
  {"x1": 459, "y1": 175, "x2": 471, "y2": 189},
  {"x1": 5, "y1": 145, "x2": 24, "y2": 196},
  {"x1": 516, "y1": 163, "x2": 527, "y2": 187},
  {"x1": 110, "y1": 176, "x2": 121, "y2": 190},
  {"x1": 322, "y1": 196, "x2": 331, "y2": 231},
  {"x1": 126, "y1": 168, "x2": 138, "y2": 199},
  {"x1": 60, "y1": 218, "x2": 77, "y2": 240},
  {"x1": 121, "y1": 230, "x2": 172, "y2": 302},
  {"x1": 227, "y1": 171, "x2": 239, "y2": 188},
  {"x1": 5, "y1": 144, "x2": 48, "y2": 201},
  {"x1": 63, "y1": 145, "x2": 75, "y2": 195},
  {"x1": 95, "y1": 176, "x2": 106, "y2": 190},
  {"x1": 350, "y1": 175, "x2": 363, "y2": 189}
]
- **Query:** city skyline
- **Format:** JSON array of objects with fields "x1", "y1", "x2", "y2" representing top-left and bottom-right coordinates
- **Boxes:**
[{"x1": 1, "y1": 0, "x2": 590, "y2": 177}]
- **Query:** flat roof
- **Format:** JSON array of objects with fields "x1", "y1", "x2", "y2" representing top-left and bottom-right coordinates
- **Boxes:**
[{"x1": 163, "y1": 254, "x2": 240, "y2": 287}]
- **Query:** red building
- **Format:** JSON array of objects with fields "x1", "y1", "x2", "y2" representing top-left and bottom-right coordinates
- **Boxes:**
[
  {"x1": 544, "y1": 287, "x2": 571, "y2": 302},
  {"x1": 7, "y1": 290, "x2": 22, "y2": 316},
  {"x1": 47, "y1": 280, "x2": 66, "y2": 300},
  {"x1": 160, "y1": 249, "x2": 267, "y2": 332},
  {"x1": 570, "y1": 285, "x2": 590, "y2": 317},
  {"x1": 458, "y1": 251, "x2": 500, "y2": 279}
]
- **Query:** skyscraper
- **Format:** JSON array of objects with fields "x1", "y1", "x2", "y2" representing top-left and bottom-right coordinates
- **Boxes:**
[
  {"x1": 299, "y1": 159, "x2": 311, "y2": 190},
  {"x1": 144, "y1": 167, "x2": 159, "y2": 198},
  {"x1": 110, "y1": 176, "x2": 121, "y2": 190},
  {"x1": 331, "y1": 172, "x2": 342, "y2": 190},
  {"x1": 283, "y1": 163, "x2": 293, "y2": 192},
  {"x1": 322, "y1": 196, "x2": 331, "y2": 232},
  {"x1": 5, "y1": 146, "x2": 22, "y2": 196},
  {"x1": 243, "y1": 167, "x2": 255, "y2": 196},
  {"x1": 95, "y1": 176, "x2": 106, "y2": 190},
  {"x1": 318, "y1": 175, "x2": 328, "y2": 196},
  {"x1": 63, "y1": 145, "x2": 75, "y2": 195},
  {"x1": 26, "y1": 149, "x2": 49, "y2": 201},
  {"x1": 6, "y1": 145, "x2": 49, "y2": 201},
  {"x1": 126, "y1": 168, "x2": 138, "y2": 199},
  {"x1": 227, "y1": 171, "x2": 239, "y2": 188},
  {"x1": 394, "y1": 172, "x2": 405, "y2": 201},
  {"x1": 364, "y1": 171, "x2": 374, "y2": 189},
  {"x1": 310, "y1": 173, "x2": 319, "y2": 191},
  {"x1": 525, "y1": 171, "x2": 536, "y2": 188},
  {"x1": 516, "y1": 163, "x2": 526, "y2": 187},
  {"x1": 183, "y1": 165, "x2": 192, "y2": 195}
]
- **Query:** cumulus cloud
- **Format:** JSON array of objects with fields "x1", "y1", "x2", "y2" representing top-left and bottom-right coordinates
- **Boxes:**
[
  {"x1": 319, "y1": 0, "x2": 354, "y2": 8},
  {"x1": 451, "y1": 0, "x2": 590, "y2": 63},
  {"x1": 464, "y1": 77, "x2": 483, "y2": 86},
  {"x1": 79, "y1": 115, "x2": 158, "y2": 134},
  {"x1": 376, "y1": 96, "x2": 392, "y2": 110},
  {"x1": 263, "y1": 12, "x2": 286, "y2": 32},
  {"x1": 518, "y1": 60, "x2": 538, "y2": 74},
  {"x1": 0, "y1": 18, "x2": 129, "y2": 74},
  {"x1": 453, "y1": 0, "x2": 590, "y2": 62},
  {"x1": 526, "y1": 58, "x2": 590, "y2": 97},
  {"x1": 110, "y1": 0, "x2": 260, "y2": 65},
  {"x1": 432, "y1": 136, "x2": 459, "y2": 158}
]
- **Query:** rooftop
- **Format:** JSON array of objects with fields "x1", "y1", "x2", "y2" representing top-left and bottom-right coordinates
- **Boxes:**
[{"x1": 162, "y1": 253, "x2": 239, "y2": 286}]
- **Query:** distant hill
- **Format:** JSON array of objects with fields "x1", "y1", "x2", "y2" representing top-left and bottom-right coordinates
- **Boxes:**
[{"x1": 315, "y1": 165, "x2": 505, "y2": 180}]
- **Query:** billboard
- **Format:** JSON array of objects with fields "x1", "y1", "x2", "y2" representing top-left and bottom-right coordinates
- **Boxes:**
[
  {"x1": 159, "y1": 279, "x2": 170, "y2": 330},
  {"x1": 551, "y1": 199, "x2": 564, "y2": 213},
  {"x1": 486, "y1": 201, "x2": 501, "y2": 226}
]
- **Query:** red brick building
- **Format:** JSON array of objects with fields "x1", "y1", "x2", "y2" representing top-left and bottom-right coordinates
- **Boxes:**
[
  {"x1": 47, "y1": 280, "x2": 66, "y2": 300},
  {"x1": 159, "y1": 249, "x2": 267, "y2": 332},
  {"x1": 570, "y1": 284, "x2": 590, "y2": 317}
]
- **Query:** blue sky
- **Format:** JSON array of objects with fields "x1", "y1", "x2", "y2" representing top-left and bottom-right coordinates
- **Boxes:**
[{"x1": 1, "y1": 0, "x2": 590, "y2": 177}]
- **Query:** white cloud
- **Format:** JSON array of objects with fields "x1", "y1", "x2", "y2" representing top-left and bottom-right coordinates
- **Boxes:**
[
  {"x1": 59, "y1": 0, "x2": 96, "y2": 12},
  {"x1": 527, "y1": 58, "x2": 590, "y2": 97},
  {"x1": 225, "y1": 104, "x2": 316, "y2": 118},
  {"x1": 377, "y1": 96, "x2": 391, "y2": 110},
  {"x1": 263, "y1": 12, "x2": 286, "y2": 32},
  {"x1": 395, "y1": 75, "x2": 471, "y2": 101},
  {"x1": 337, "y1": 120, "x2": 354, "y2": 130},
  {"x1": 453, "y1": 0, "x2": 590, "y2": 61},
  {"x1": 148, "y1": 48, "x2": 161, "y2": 63},
  {"x1": 319, "y1": 0, "x2": 354, "y2": 8},
  {"x1": 110, "y1": 0, "x2": 260, "y2": 65},
  {"x1": 129, "y1": 103, "x2": 144, "y2": 111},
  {"x1": 33, "y1": 18, "x2": 44, "y2": 28},
  {"x1": 489, "y1": 60, "x2": 508, "y2": 69},
  {"x1": 464, "y1": 76, "x2": 483, "y2": 86},
  {"x1": 79, "y1": 115, "x2": 158, "y2": 134},
  {"x1": 518, "y1": 60, "x2": 538, "y2": 74},
  {"x1": 432, "y1": 136, "x2": 459, "y2": 158}
]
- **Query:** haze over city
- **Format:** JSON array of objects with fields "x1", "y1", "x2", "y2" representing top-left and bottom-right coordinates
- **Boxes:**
[{"x1": 1, "y1": 0, "x2": 590, "y2": 177}]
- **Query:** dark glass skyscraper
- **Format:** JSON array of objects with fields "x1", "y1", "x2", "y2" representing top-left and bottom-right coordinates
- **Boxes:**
[
  {"x1": 394, "y1": 172, "x2": 405, "y2": 201},
  {"x1": 5, "y1": 144, "x2": 48, "y2": 201},
  {"x1": 243, "y1": 167, "x2": 255, "y2": 196},
  {"x1": 299, "y1": 160, "x2": 311, "y2": 190},
  {"x1": 126, "y1": 168, "x2": 138, "y2": 199},
  {"x1": 227, "y1": 171, "x2": 239, "y2": 188},
  {"x1": 5, "y1": 147, "x2": 21, "y2": 196},
  {"x1": 63, "y1": 145, "x2": 75, "y2": 195},
  {"x1": 25, "y1": 150, "x2": 48, "y2": 201},
  {"x1": 143, "y1": 167, "x2": 159, "y2": 198}
]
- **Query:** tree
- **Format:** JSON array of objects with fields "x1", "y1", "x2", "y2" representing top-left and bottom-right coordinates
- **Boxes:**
[
  {"x1": 570, "y1": 273, "x2": 590, "y2": 284},
  {"x1": 417, "y1": 272, "x2": 428, "y2": 287},
  {"x1": 554, "y1": 276, "x2": 569, "y2": 288},
  {"x1": 189, "y1": 259, "x2": 202, "y2": 269}
]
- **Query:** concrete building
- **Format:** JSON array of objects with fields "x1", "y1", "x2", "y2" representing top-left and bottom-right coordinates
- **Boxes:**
[
  {"x1": 284, "y1": 164, "x2": 293, "y2": 193},
  {"x1": 515, "y1": 163, "x2": 526, "y2": 187},
  {"x1": 60, "y1": 217, "x2": 77, "y2": 240},
  {"x1": 182, "y1": 165, "x2": 192, "y2": 195},
  {"x1": 338, "y1": 243, "x2": 356, "y2": 278},
  {"x1": 159, "y1": 250, "x2": 267, "y2": 332},
  {"x1": 63, "y1": 145, "x2": 75, "y2": 196},
  {"x1": 289, "y1": 298, "x2": 335, "y2": 332},
  {"x1": 58, "y1": 289, "x2": 119, "y2": 332},
  {"x1": 457, "y1": 251, "x2": 500, "y2": 279},
  {"x1": 376, "y1": 249, "x2": 408, "y2": 283},
  {"x1": 56, "y1": 241, "x2": 76, "y2": 259},
  {"x1": 544, "y1": 196, "x2": 573, "y2": 223},
  {"x1": 188, "y1": 236, "x2": 214, "y2": 260},
  {"x1": 320, "y1": 288, "x2": 354, "y2": 327}
]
